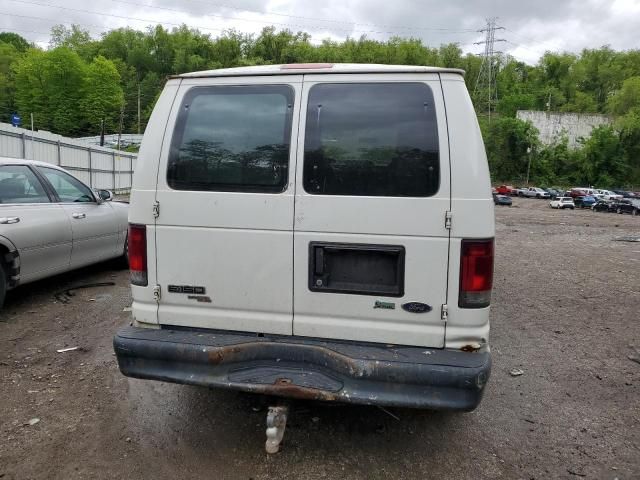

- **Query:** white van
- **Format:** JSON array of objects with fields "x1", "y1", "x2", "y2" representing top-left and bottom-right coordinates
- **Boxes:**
[{"x1": 114, "y1": 64, "x2": 494, "y2": 411}]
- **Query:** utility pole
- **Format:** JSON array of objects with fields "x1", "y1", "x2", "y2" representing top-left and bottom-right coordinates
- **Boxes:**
[
  {"x1": 100, "y1": 119, "x2": 105, "y2": 147},
  {"x1": 526, "y1": 146, "x2": 532, "y2": 185},
  {"x1": 116, "y1": 104, "x2": 124, "y2": 192},
  {"x1": 474, "y1": 17, "x2": 506, "y2": 121}
]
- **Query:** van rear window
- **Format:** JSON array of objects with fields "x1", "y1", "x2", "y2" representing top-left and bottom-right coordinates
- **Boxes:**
[
  {"x1": 303, "y1": 83, "x2": 439, "y2": 197},
  {"x1": 168, "y1": 85, "x2": 294, "y2": 193}
]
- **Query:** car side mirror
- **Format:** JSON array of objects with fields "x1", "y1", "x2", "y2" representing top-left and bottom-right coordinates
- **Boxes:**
[{"x1": 98, "y1": 189, "x2": 114, "y2": 202}]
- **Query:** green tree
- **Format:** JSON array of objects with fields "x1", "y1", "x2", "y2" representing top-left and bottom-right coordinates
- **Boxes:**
[
  {"x1": 145, "y1": 25, "x2": 174, "y2": 75},
  {"x1": 560, "y1": 91, "x2": 598, "y2": 113},
  {"x1": 49, "y1": 25, "x2": 96, "y2": 61},
  {"x1": 615, "y1": 111, "x2": 640, "y2": 185},
  {"x1": 438, "y1": 43, "x2": 463, "y2": 68},
  {"x1": 0, "y1": 41, "x2": 22, "y2": 122},
  {"x1": 481, "y1": 117, "x2": 539, "y2": 182},
  {"x1": 0, "y1": 32, "x2": 30, "y2": 52},
  {"x1": 580, "y1": 126, "x2": 627, "y2": 186},
  {"x1": 607, "y1": 76, "x2": 640, "y2": 116},
  {"x1": 211, "y1": 30, "x2": 247, "y2": 68},
  {"x1": 13, "y1": 47, "x2": 88, "y2": 135},
  {"x1": 535, "y1": 136, "x2": 585, "y2": 185},
  {"x1": 80, "y1": 56, "x2": 124, "y2": 133},
  {"x1": 496, "y1": 93, "x2": 536, "y2": 117}
]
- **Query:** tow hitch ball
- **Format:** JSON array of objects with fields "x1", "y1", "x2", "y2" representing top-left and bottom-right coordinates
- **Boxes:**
[{"x1": 265, "y1": 405, "x2": 289, "y2": 454}]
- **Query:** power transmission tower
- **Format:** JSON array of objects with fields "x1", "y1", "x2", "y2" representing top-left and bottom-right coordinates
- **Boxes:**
[{"x1": 474, "y1": 17, "x2": 506, "y2": 120}]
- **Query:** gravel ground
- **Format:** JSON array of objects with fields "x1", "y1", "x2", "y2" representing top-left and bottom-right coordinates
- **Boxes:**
[{"x1": 0, "y1": 198, "x2": 639, "y2": 480}]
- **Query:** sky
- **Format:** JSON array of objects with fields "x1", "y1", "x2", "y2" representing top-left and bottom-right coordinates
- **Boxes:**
[{"x1": 1, "y1": 0, "x2": 639, "y2": 64}]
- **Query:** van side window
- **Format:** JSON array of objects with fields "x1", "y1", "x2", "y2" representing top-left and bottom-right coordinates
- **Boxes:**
[
  {"x1": 303, "y1": 83, "x2": 439, "y2": 197},
  {"x1": 168, "y1": 85, "x2": 294, "y2": 193}
]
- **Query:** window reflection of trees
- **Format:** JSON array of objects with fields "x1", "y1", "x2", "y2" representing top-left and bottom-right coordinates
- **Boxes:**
[
  {"x1": 304, "y1": 145, "x2": 438, "y2": 196},
  {"x1": 170, "y1": 138, "x2": 289, "y2": 190}
]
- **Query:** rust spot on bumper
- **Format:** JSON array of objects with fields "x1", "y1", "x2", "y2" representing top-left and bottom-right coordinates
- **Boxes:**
[
  {"x1": 208, "y1": 350, "x2": 224, "y2": 364},
  {"x1": 207, "y1": 346, "x2": 241, "y2": 364},
  {"x1": 246, "y1": 381, "x2": 339, "y2": 402},
  {"x1": 460, "y1": 344, "x2": 481, "y2": 352}
]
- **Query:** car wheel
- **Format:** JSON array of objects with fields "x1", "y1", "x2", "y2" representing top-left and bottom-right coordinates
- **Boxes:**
[
  {"x1": 633, "y1": 209, "x2": 638, "y2": 216},
  {"x1": 616, "y1": 208, "x2": 621, "y2": 214},
  {"x1": 0, "y1": 263, "x2": 6, "y2": 309}
]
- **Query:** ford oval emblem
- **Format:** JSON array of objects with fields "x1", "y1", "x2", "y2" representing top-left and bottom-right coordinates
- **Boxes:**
[{"x1": 402, "y1": 302, "x2": 432, "y2": 313}]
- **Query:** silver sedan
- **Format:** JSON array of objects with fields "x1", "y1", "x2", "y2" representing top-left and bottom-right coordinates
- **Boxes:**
[{"x1": 0, "y1": 158, "x2": 128, "y2": 307}]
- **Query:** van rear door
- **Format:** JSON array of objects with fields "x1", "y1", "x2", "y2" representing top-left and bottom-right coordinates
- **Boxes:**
[
  {"x1": 153, "y1": 76, "x2": 301, "y2": 335},
  {"x1": 293, "y1": 74, "x2": 450, "y2": 347}
]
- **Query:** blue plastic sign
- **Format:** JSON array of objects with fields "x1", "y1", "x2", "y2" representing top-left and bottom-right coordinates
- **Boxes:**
[{"x1": 10, "y1": 114, "x2": 21, "y2": 127}]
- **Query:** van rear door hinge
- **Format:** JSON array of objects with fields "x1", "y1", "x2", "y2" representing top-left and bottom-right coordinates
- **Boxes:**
[
  {"x1": 441, "y1": 304, "x2": 448, "y2": 322},
  {"x1": 444, "y1": 211, "x2": 452, "y2": 230},
  {"x1": 153, "y1": 284, "x2": 161, "y2": 301},
  {"x1": 152, "y1": 201, "x2": 160, "y2": 218}
]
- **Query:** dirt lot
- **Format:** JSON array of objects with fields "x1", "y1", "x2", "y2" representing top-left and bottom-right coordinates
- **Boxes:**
[{"x1": 1, "y1": 198, "x2": 639, "y2": 480}]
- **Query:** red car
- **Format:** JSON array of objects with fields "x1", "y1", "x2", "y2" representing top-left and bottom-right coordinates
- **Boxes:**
[
  {"x1": 568, "y1": 188, "x2": 587, "y2": 198},
  {"x1": 496, "y1": 185, "x2": 515, "y2": 195}
]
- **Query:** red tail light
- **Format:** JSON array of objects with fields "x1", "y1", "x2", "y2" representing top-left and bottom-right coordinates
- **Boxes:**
[
  {"x1": 128, "y1": 224, "x2": 147, "y2": 286},
  {"x1": 459, "y1": 239, "x2": 494, "y2": 308}
]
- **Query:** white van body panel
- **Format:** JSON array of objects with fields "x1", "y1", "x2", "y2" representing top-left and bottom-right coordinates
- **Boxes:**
[
  {"x1": 292, "y1": 73, "x2": 450, "y2": 347},
  {"x1": 128, "y1": 81, "x2": 181, "y2": 325},
  {"x1": 151, "y1": 75, "x2": 303, "y2": 335},
  {"x1": 440, "y1": 76, "x2": 493, "y2": 349}
]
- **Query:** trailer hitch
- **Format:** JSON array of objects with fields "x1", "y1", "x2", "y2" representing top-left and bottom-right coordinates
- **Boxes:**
[{"x1": 265, "y1": 404, "x2": 289, "y2": 454}]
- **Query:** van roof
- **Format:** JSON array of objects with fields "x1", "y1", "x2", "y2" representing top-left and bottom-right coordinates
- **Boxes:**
[{"x1": 171, "y1": 63, "x2": 465, "y2": 79}]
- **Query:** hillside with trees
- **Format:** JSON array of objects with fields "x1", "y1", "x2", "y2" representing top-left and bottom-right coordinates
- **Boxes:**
[{"x1": 1, "y1": 25, "x2": 639, "y2": 187}]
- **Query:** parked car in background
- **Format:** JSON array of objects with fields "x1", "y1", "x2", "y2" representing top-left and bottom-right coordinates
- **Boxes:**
[
  {"x1": 612, "y1": 190, "x2": 636, "y2": 198},
  {"x1": 613, "y1": 199, "x2": 639, "y2": 216},
  {"x1": 520, "y1": 187, "x2": 550, "y2": 198},
  {"x1": 550, "y1": 197, "x2": 575, "y2": 209},
  {"x1": 493, "y1": 193, "x2": 512, "y2": 206},
  {"x1": 0, "y1": 158, "x2": 129, "y2": 308},
  {"x1": 496, "y1": 185, "x2": 516, "y2": 195},
  {"x1": 568, "y1": 188, "x2": 587, "y2": 198},
  {"x1": 595, "y1": 189, "x2": 623, "y2": 200},
  {"x1": 592, "y1": 200, "x2": 614, "y2": 212},
  {"x1": 545, "y1": 188, "x2": 562, "y2": 199},
  {"x1": 574, "y1": 195, "x2": 597, "y2": 208}
]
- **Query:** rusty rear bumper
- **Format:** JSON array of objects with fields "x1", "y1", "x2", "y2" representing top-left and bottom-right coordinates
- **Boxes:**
[{"x1": 113, "y1": 326, "x2": 491, "y2": 410}]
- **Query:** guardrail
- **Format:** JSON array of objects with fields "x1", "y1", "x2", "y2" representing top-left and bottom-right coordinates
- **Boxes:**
[{"x1": 0, "y1": 122, "x2": 137, "y2": 193}]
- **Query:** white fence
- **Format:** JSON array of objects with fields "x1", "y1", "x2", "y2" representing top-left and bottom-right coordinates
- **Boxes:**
[
  {"x1": 75, "y1": 133, "x2": 144, "y2": 148},
  {"x1": 0, "y1": 122, "x2": 138, "y2": 193}
]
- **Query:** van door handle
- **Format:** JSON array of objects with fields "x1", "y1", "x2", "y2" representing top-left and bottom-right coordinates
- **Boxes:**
[
  {"x1": 0, "y1": 216, "x2": 20, "y2": 224},
  {"x1": 72, "y1": 213, "x2": 86, "y2": 219}
]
